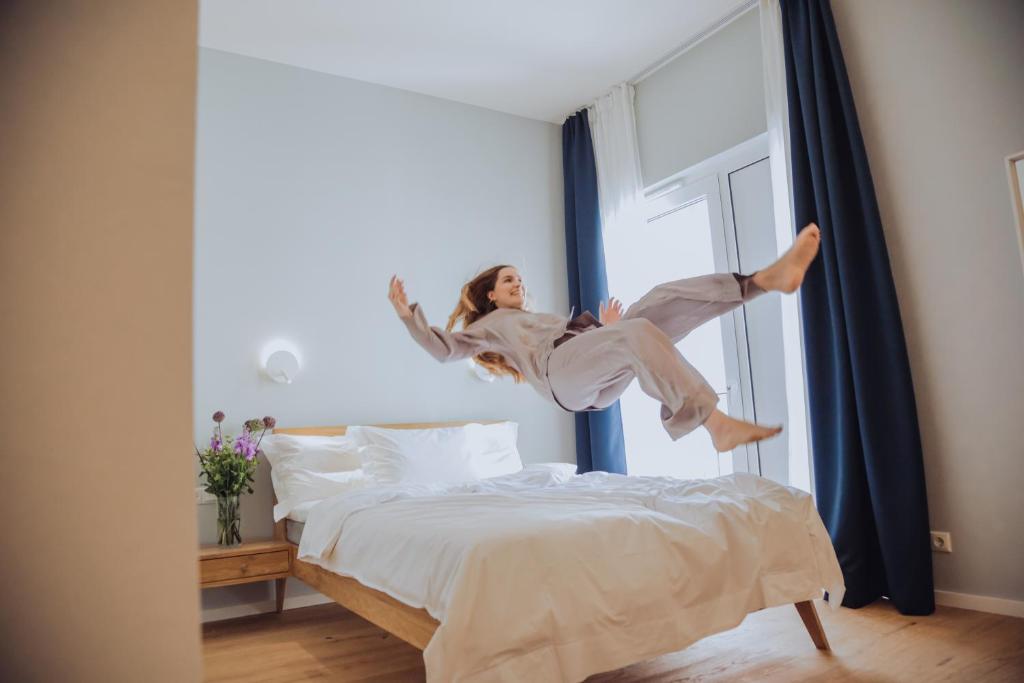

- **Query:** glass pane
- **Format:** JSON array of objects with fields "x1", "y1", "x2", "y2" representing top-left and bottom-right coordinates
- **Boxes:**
[{"x1": 604, "y1": 197, "x2": 732, "y2": 478}]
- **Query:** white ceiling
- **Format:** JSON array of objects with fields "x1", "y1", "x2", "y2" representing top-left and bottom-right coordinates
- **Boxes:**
[{"x1": 200, "y1": 0, "x2": 750, "y2": 124}]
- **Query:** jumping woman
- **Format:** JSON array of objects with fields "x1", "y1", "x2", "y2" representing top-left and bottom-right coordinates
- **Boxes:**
[{"x1": 389, "y1": 223, "x2": 821, "y2": 453}]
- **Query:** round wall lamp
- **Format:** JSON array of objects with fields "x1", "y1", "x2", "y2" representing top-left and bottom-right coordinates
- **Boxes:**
[
  {"x1": 260, "y1": 340, "x2": 302, "y2": 384},
  {"x1": 466, "y1": 358, "x2": 496, "y2": 383}
]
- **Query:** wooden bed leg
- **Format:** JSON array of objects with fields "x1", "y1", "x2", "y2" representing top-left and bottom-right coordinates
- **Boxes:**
[
  {"x1": 275, "y1": 577, "x2": 287, "y2": 613},
  {"x1": 794, "y1": 600, "x2": 831, "y2": 651}
]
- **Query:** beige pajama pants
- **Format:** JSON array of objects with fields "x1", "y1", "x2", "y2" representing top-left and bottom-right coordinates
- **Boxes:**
[{"x1": 546, "y1": 273, "x2": 765, "y2": 440}]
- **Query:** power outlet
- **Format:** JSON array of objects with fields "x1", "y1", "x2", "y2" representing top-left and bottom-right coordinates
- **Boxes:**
[
  {"x1": 930, "y1": 530, "x2": 953, "y2": 553},
  {"x1": 195, "y1": 486, "x2": 216, "y2": 505}
]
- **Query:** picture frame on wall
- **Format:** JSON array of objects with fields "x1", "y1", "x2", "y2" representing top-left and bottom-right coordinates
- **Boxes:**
[{"x1": 1007, "y1": 150, "x2": 1024, "y2": 274}]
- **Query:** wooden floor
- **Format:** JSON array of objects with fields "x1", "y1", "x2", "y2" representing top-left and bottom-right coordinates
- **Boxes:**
[{"x1": 203, "y1": 599, "x2": 1024, "y2": 682}]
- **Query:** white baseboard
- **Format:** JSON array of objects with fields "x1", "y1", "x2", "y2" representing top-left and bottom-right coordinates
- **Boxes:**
[
  {"x1": 935, "y1": 590, "x2": 1024, "y2": 618},
  {"x1": 201, "y1": 592, "x2": 334, "y2": 623}
]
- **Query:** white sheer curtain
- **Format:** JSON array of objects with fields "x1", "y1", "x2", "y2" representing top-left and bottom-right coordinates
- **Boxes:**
[
  {"x1": 760, "y1": 0, "x2": 794, "y2": 248},
  {"x1": 760, "y1": 0, "x2": 813, "y2": 492},
  {"x1": 587, "y1": 83, "x2": 645, "y2": 238}
]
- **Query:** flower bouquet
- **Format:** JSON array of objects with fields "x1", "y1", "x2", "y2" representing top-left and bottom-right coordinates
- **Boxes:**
[{"x1": 196, "y1": 411, "x2": 276, "y2": 546}]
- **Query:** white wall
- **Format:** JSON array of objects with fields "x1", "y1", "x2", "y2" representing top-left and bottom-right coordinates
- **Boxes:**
[
  {"x1": 194, "y1": 49, "x2": 573, "y2": 617},
  {"x1": 635, "y1": 7, "x2": 766, "y2": 186},
  {"x1": 831, "y1": 0, "x2": 1024, "y2": 603},
  {"x1": 1, "y1": 2, "x2": 202, "y2": 680}
]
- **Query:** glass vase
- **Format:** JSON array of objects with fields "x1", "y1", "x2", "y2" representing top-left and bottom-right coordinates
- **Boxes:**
[{"x1": 216, "y1": 493, "x2": 242, "y2": 546}]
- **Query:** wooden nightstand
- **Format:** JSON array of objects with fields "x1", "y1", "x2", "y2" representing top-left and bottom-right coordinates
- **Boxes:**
[{"x1": 199, "y1": 540, "x2": 292, "y2": 612}]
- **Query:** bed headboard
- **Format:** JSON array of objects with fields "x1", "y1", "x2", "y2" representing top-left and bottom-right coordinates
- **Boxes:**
[{"x1": 269, "y1": 420, "x2": 503, "y2": 542}]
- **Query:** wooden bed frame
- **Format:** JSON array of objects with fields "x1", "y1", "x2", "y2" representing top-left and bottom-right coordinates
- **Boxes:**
[{"x1": 272, "y1": 422, "x2": 831, "y2": 655}]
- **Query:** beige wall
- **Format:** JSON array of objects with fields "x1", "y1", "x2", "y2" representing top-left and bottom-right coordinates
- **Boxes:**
[
  {"x1": 832, "y1": 0, "x2": 1024, "y2": 602},
  {"x1": 0, "y1": 2, "x2": 202, "y2": 681}
]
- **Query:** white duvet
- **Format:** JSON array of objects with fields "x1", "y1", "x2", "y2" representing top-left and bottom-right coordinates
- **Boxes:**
[{"x1": 298, "y1": 467, "x2": 844, "y2": 683}]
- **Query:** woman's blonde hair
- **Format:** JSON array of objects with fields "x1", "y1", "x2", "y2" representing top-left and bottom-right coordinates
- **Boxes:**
[{"x1": 446, "y1": 264, "x2": 525, "y2": 383}]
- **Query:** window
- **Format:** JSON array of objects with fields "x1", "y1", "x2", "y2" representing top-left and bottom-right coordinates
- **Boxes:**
[
  {"x1": 604, "y1": 184, "x2": 734, "y2": 479},
  {"x1": 603, "y1": 135, "x2": 811, "y2": 490}
]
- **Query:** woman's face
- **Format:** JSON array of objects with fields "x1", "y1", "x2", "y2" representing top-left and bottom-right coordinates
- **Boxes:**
[{"x1": 488, "y1": 267, "x2": 525, "y2": 309}]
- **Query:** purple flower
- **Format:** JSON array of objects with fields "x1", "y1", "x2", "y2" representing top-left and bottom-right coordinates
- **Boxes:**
[
  {"x1": 210, "y1": 436, "x2": 222, "y2": 451},
  {"x1": 234, "y1": 432, "x2": 258, "y2": 460},
  {"x1": 212, "y1": 411, "x2": 225, "y2": 423},
  {"x1": 262, "y1": 416, "x2": 276, "y2": 429}
]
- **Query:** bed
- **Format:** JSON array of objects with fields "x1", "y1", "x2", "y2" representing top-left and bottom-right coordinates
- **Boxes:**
[{"x1": 270, "y1": 421, "x2": 843, "y2": 682}]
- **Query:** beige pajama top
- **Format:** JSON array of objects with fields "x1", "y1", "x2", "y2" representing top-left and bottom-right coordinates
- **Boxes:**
[{"x1": 401, "y1": 302, "x2": 570, "y2": 406}]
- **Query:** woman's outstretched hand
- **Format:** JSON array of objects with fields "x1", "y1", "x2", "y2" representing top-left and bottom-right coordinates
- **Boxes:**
[
  {"x1": 599, "y1": 297, "x2": 624, "y2": 325},
  {"x1": 388, "y1": 275, "x2": 413, "y2": 320}
]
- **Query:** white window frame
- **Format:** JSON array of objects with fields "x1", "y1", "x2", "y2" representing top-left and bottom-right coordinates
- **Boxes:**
[{"x1": 641, "y1": 133, "x2": 813, "y2": 484}]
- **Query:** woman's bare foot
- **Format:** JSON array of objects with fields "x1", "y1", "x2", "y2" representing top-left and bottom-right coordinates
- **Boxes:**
[
  {"x1": 703, "y1": 409, "x2": 783, "y2": 453},
  {"x1": 752, "y1": 223, "x2": 821, "y2": 293}
]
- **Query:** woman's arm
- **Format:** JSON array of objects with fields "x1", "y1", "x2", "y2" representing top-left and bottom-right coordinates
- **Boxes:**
[{"x1": 389, "y1": 275, "x2": 491, "y2": 362}]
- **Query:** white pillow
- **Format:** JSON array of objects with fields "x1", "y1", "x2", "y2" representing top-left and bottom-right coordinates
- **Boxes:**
[
  {"x1": 271, "y1": 468, "x2": 369, "y2": 522},
  {"x1": 261, "y1": 433, "x2": 363, "y2": 514},
  {"x1": 261, "y1": 433, "x2": 362, "y2": 473},
  {"x1": 348, "y1": 422, "x2": 523, "y2": 486}
]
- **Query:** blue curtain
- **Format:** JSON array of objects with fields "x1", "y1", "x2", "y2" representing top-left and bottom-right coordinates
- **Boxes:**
[
  {"x1": 780, "y1": 0, "x2": 933, "y2": 614},
  {"x1": 561, "y1": 109, "x2": 627, "y2": 475}
]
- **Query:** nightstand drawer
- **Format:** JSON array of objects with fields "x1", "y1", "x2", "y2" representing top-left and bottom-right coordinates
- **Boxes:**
[{"x1": 200, "y1": 550, "x2": 289, "y2": 584}]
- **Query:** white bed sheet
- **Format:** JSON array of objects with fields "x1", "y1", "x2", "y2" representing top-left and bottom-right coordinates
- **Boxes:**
[{"x1": 298, "y1": 469, "x2": 844, "y2": 683}]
